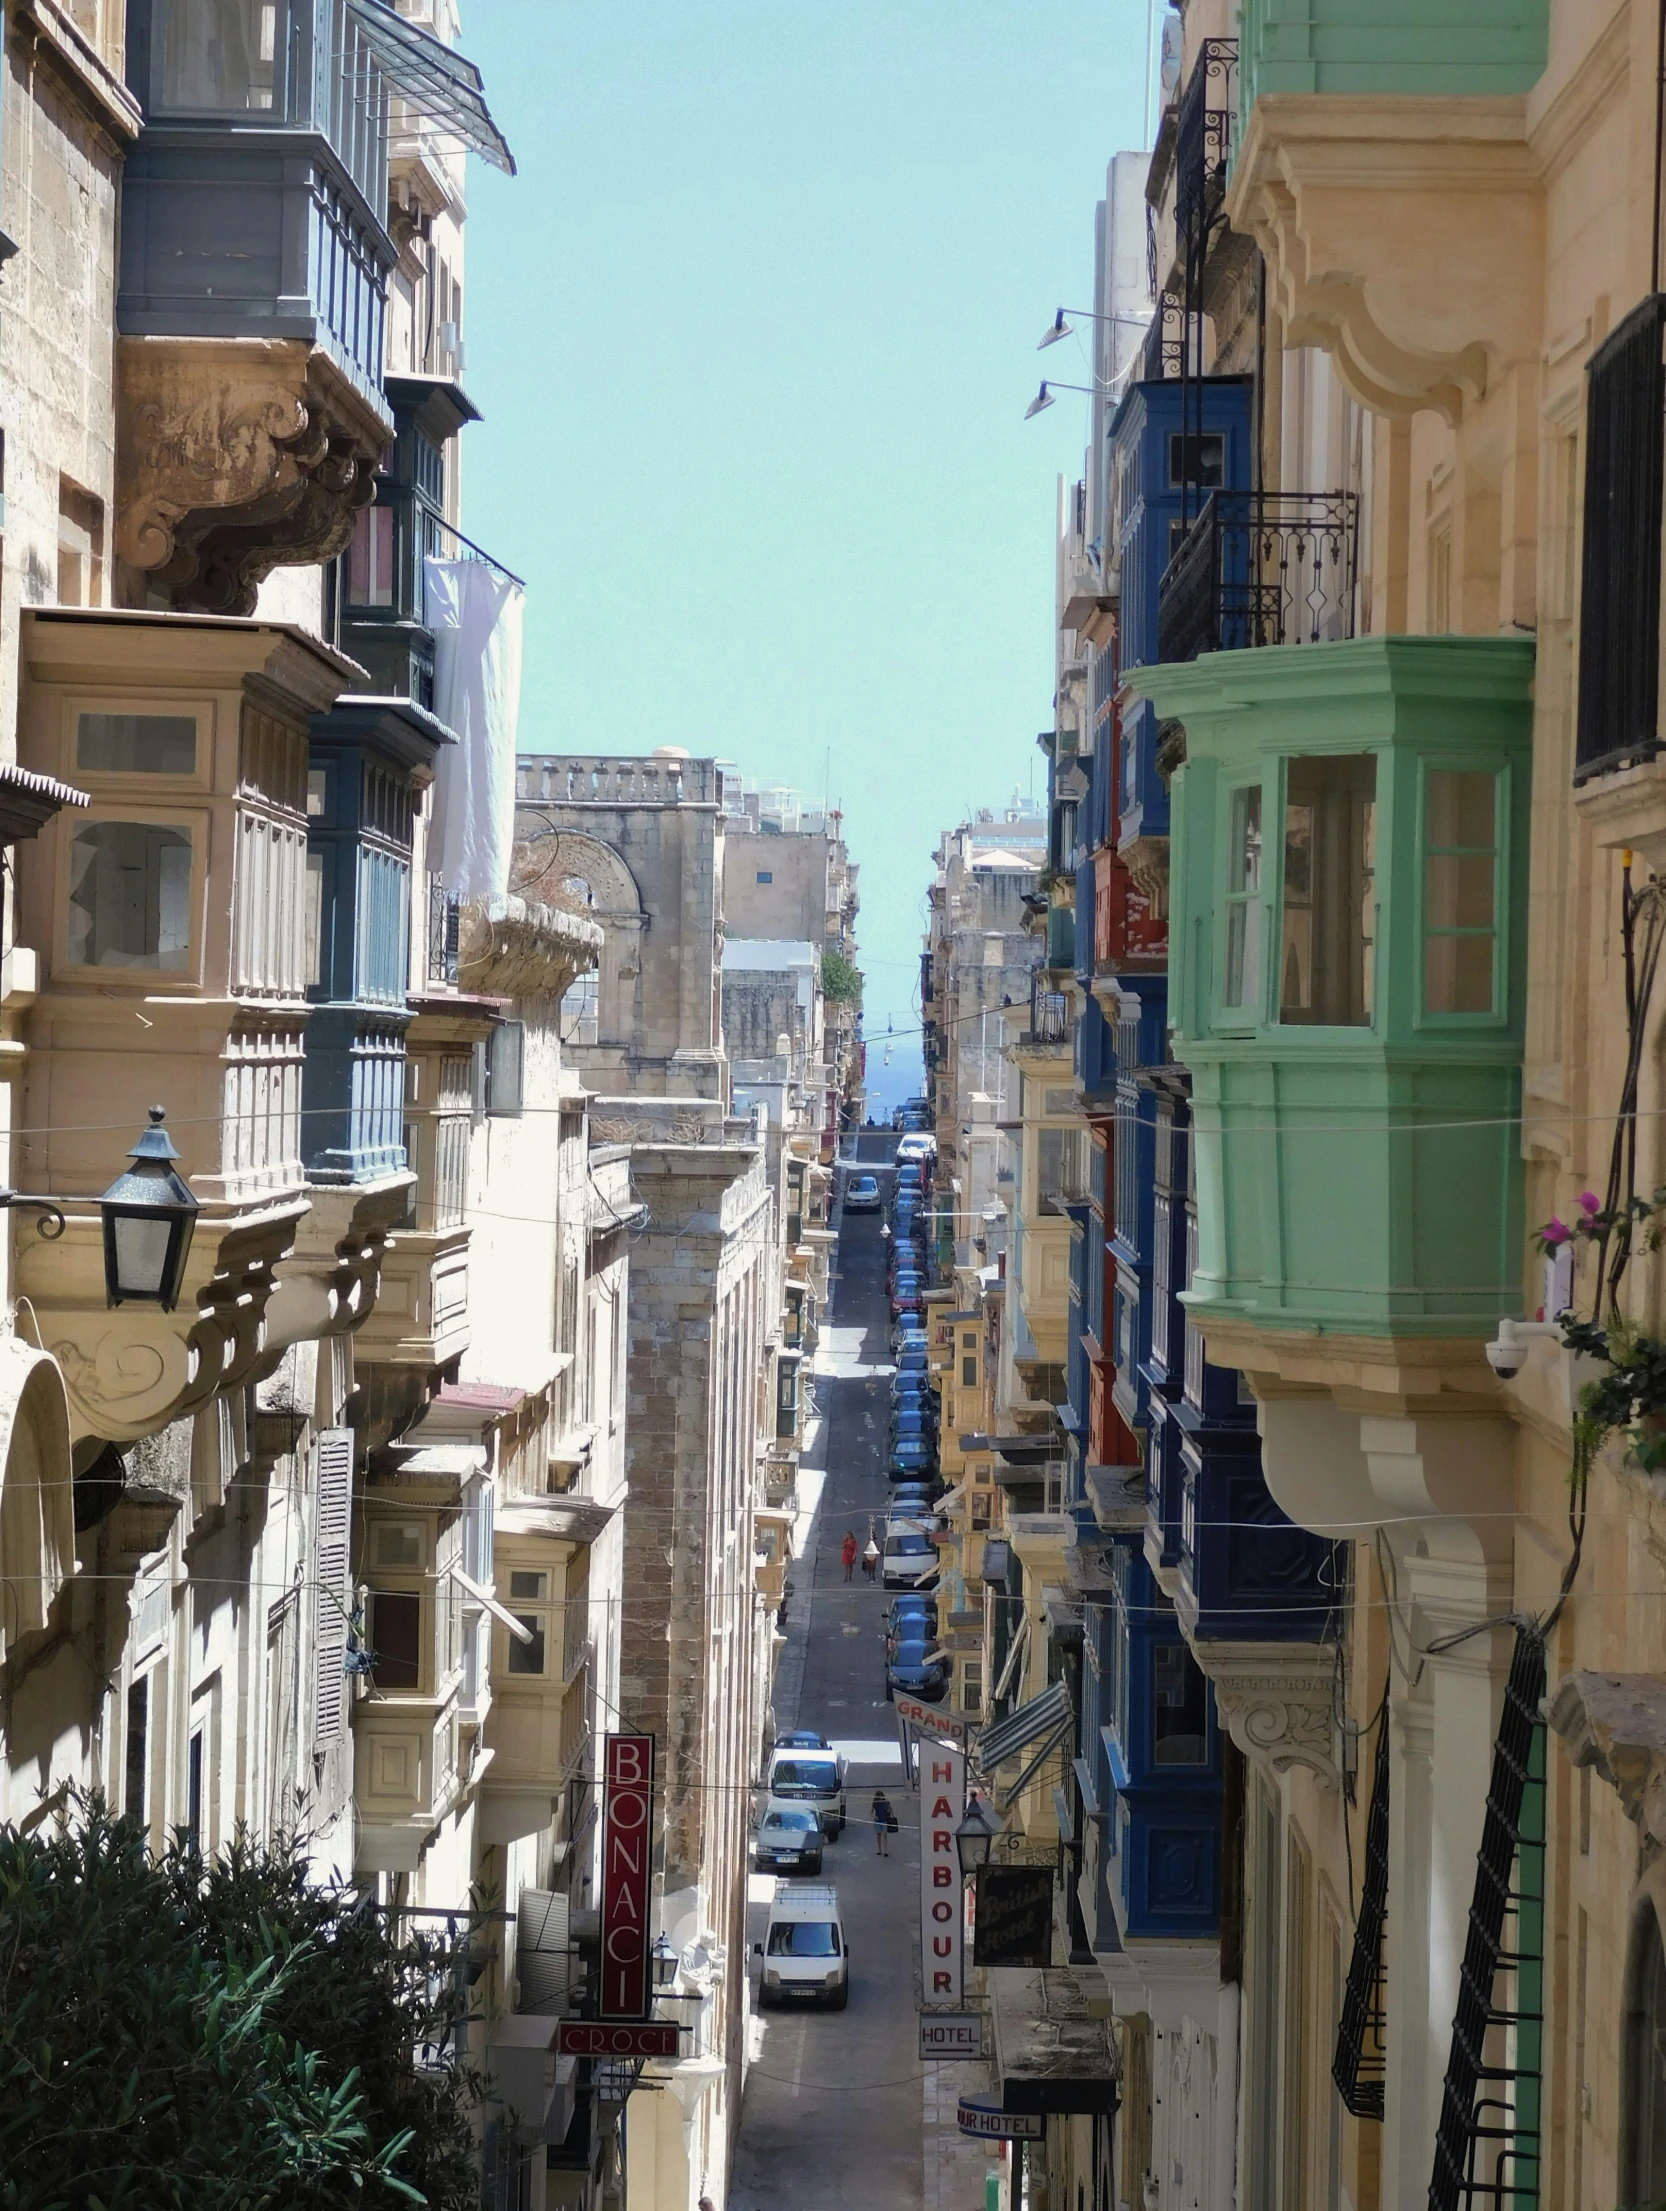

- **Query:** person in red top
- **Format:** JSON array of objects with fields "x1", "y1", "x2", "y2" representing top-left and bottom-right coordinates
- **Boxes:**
[{"x1": 841, "y1": 1530, "x2": 858, "y2": 1581}]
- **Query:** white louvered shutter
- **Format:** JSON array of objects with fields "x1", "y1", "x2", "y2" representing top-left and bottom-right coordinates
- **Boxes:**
[{"x1": 313, "y1": 1428, "x2": 354, "y2": 1743}]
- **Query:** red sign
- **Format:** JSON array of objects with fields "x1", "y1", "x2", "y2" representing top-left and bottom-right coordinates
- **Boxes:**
[
  {"x1": 600, "y1": 1732, "x2": 655, "y2": 2018},
  {"x1": 558, "y1": 2020, "x2": 680, "y2": 2059}
]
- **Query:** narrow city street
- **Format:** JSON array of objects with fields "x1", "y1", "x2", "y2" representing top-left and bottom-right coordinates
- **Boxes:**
[{"x1": 729, "y1": 1130, "x2": 928, "y2": 2211}]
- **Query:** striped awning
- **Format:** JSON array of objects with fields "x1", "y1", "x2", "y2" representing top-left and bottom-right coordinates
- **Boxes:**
[{"x1": 976, "y1": 1679, "x2": 1073, "y2": 1772}]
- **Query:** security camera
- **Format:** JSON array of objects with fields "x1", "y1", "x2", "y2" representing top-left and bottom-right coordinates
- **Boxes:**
[
  {"x1": 1485, "y1": 1333, "x2": 1527, "y2": 1381},
  {"x1": 1484, "y1": 1316, "x2": 1563, "y2": 1382}
]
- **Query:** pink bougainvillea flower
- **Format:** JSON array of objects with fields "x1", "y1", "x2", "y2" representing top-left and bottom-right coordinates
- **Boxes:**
[
  {"x1": 1542, "y1": 1217, "x2": 1572, "y2": 1246},
  {"x1": 1579, "y1": 1191, "x2": 1601, "y2": 1215}
]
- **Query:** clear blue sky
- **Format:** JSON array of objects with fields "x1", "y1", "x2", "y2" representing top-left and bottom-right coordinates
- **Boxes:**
[{"x1": 459, "y1": 1, "x2": 1151, "y2": 1116}]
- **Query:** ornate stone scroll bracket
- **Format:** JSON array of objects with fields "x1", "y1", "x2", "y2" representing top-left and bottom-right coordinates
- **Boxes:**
[
  {"x1": 117, "y1": 337, "x2": 389, "y2": 616},
  {"x1": 1548, "y1": 1671, "x2": 1666, "y2": 1855},
  {"x1": 29, "y1": 1203, "x2": 305, "y2": 1447},
  {"x1": 1195, "y1": 1637, "x2": 1341, "y2": 1787},
  {"x1": 1228, "y1": 95, "x2": 1539, "y2": 427}
]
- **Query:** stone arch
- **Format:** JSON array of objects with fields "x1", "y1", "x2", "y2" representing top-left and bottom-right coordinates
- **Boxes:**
[
  {"x1": 0, "y1": 1338, "x2": 76, "y2": 1667},
  {"x1": 512, "y1": 830, "x2": 642, "y2": 926},
  {"x1": 512, "y1": 831, "x2": 644, "y2": 1052}
]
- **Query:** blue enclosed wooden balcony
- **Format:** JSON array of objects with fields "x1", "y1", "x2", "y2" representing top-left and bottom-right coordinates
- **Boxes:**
[
  {"x1": 303, "y1": 695, "x2": 451, "y2": 1183},
  {"x1": 1096, "y1": 1542, "x2": 1223, "y2": 1943},
  {"x1": 121, "y1": 0, "x2": 399, "y2": 407}
]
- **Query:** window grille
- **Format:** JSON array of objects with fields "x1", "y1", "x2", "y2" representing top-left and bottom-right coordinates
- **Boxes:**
[
  {"x1": 1333, "y1": 1710, "x2": 1390, "y2": 2119},
  {"x1": 1575, "y1": 294, "x2": 1666, "y2": 780},
  {"x1": 1428, "y1": 1628, "x2": 1547, "y2": 2210}
]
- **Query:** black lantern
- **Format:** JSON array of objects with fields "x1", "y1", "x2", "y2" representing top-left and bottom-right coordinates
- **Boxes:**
[
  {"x1": 955, "y1": 1792, "x2": 1002, "y2": 1877},
  {"x1": 651, "y1": 1933, "x2": 679, "y2": 1991},
  {"x1": 100, "y1": 1107, "x2": 199, "y2": 1311}
]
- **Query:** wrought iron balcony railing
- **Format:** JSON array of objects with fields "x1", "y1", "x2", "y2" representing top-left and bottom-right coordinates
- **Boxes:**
[
  {"x1": 1029, "y1": 977, "x2": 1070, "y2": 1044},
  {"x1": 1174, "y1": 40, "x2": 1237, "y2": 238},
  {"x1": 1157, "y1": 490, "x2": 1360, "y2": 665}
]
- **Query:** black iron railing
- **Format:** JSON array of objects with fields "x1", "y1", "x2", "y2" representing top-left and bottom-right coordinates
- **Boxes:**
[
  {"x1": 1428, "y1": 1629, "x2": 1546, "y2": 2211},
  {"x1": 427, "y1": 876, "x2": 460, "y2": 986},
  {"x1": 1138, "y1": 286, "x2": 1186, "y2": 383},
  {"x1": 1333, "y1": 1713, "x2": 1390, "y2": 2120},
  {"x1": 1029, "y1": 976, "x2": 1070, "y2": 1043},
  {"x1": 1158, "y1": 490, "x2": 1360, "y2": 664},
  {"x1": 1175, "y1": 40, "x2": 1237, "y2": 239}
]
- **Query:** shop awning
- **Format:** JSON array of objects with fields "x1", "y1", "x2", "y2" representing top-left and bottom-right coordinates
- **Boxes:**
[
  {"x1": 347, "y1": 0, "x2": 515, "y2": 173},
  {"x1": 990, "y1": 1967, "x2": 1118, "y2": 2116},
  {"x1": 977, "y1": 1678, "x2": 1072, "y2": 1772}
]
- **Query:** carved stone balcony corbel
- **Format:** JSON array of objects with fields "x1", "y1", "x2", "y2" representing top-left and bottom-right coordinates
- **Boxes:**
[
  {"x1": 116, "y1": 337, "x2": 388, "y2": 616},
  {"x1": 1228, "y1": 95, "x2": 1541, "y2": 423},
  {"x1": 258, "y1": 1174, "x2": 416, "y2": 1368},
  {"x1": 18, "y1": 1200, "x2": 306, "y2": 1447},
  {"x1": 1193, "y1": 1638, "x2": 1340, "y2": 1786}
]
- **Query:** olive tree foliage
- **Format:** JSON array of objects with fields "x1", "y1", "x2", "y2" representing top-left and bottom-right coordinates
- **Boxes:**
[{"x1": 0, "y1": 1799, "x2": 483, "y2": 2210}]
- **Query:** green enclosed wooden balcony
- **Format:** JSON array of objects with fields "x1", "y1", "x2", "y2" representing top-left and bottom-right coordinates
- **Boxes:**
[
  {"x1": 1235, "y1": 0, "x2": 1548, "y2": 122},
  {"x1": 1127, "y1": 635, "x2": 1534, "y2": 1339}
]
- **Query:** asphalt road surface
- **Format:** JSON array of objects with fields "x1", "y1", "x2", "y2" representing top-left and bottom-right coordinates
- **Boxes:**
[{"x1": 728, "y1": 1128, "x2": 928, "y2": 2211}]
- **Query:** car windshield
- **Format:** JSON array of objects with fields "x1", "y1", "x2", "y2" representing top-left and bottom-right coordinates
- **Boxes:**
[
  {"x1": 767, "y1": 1922, "x2": 840, "y2": 1957},
  {"x1": 888, "y1": 1534, "x2": 931, "y2": 1555},
  {"x1": 763, "y1": 1809, "x2": 817, "y2": 1834},
  {"x1": 772, "y1": 1759, "x2": 838, "y2": 1790}
]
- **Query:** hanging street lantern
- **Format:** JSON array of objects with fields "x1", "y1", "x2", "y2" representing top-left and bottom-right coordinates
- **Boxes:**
[
  {"x1": 99, "y1": 1107, "x2": 200, "y2": 1311},
  {"x1": 955, "y1": 1791, "x2": 1003, "y2": 1878}
]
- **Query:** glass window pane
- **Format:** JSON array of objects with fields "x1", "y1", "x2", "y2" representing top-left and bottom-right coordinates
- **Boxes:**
[
  {"x1": 346, "y1": 504, "x2": 394, "y2": 608},
  {"x1": 1152, "y1": 1640, "x2": 1209, "y2": 1766},
  {"x1": 508, "y1": 1615, "x2": 547, "y2": 1675},
  {"x1": 1222, "y1": 784, "x2": 1263, "y2": 1011},
  {"x1": 1426, "y1": 852, "x2": 1495, "y2": 932},
  {"x1": 1279, "y1": 755, "x2": 1376, "y2": 1027},
  {"x1": 1425, "y1": 931, "x2": 1495, "y2": 1015},
  {"x1": 509, "y1": 1571, "x2": 547, "y2": 1602},
  {"x1": 77, "y1": 714, "x2": 196, "y2": 776},
  {"x1": 1228, "y1": 785, "x2": 1262, "y2": 895},
  {"x1": 68, "y1": 822, "x2": 192, "y2": 969},
  {"x1": 1426, "y1": 768, "x2": 1496, "y2": 850},
  {"x1": 161, "y1": 0, "x2": 281, "y2": 112},
  {"x1": 373, "y1": 1589, "x2": 422, "y2": 1691}
]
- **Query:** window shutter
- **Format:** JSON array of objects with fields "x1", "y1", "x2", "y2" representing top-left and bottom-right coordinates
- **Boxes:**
[
  {"x1": 313, "y1": 1428, "x2": 354, "y2": 1744},
  {"x1": 487, "y1": 1020, "x2": 524, "y2": 1116},
  {"x1": 1576, "y1": 293, "x2": 1666, "y2": 779}
]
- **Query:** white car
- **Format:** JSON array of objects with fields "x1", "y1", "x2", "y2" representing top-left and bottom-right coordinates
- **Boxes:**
[
  {"x1": 765, "y1": 1746, "x2": 848, "y2": 1836},
  {"x1": 896, "y1": 1134, "x2": 935, "y2": 1164},
  {"x1": 843, "y1": 1172, "x2": 882, "y2": 1213},
  {"x1": 756, "y1": 1882, "x2": 848, "y2": 2009}
]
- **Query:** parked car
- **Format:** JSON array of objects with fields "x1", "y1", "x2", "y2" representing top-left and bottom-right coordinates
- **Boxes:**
[
  {"x1": 754, "y1": 1798, "x2": 825, "y2": 1874},
  {"x1": 886, "y1": 1636, "x2": 949, "y2": 1703},
  {"x1": 890, "y1": 1415, "x2": 935, "y2": 1455},
  {"x1": 765, "y1": 1746, "x2": 848, "y2": 1836},
  {"x1": 844, "y1": 1172, "x2": 882, "y2": 1213},
  {"x1": 896, "y1": 1133, "x2": 935, "y2": 1164},
  {"x1": 889, "y1": 1438, "x2": 936, "y2": 1481},
  {"x1": 888, "y1": 1592, "x2": 939, "y2": 1641},
  {"x1": 883, "y1": 1525, "x2": 941, "y2": 1590},
  {"x1": 896, "y1": 1346, "x2": 928, "y2": 1377},
  {"x1": 756, "y1": 1882, "x2": 848, "y2": 2009}
]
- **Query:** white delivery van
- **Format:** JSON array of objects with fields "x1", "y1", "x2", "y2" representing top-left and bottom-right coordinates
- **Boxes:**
[
  {"x1": 765, "y1": 1746, "x2": 847, "y2": 1837},
  {"x1": 756, "y1": 1882, "x2": 848, "y2": 2009}
]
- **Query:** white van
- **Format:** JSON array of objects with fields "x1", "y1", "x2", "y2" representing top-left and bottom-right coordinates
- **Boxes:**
[
  {"x1": 765, "y1": 1746, "x2": 847, "y2": 1837},
  {"x1": 756, "y1": 1882, "x2": 849, "y2": 2009}
]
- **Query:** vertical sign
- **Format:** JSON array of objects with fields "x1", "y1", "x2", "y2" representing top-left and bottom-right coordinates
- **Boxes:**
[
  {"x1": 919, "y1": 1743, "x2": 966, "y2": 2007},
  {"x1": 600, "y1": 1732, "x2": 654, "y2": 2018}
]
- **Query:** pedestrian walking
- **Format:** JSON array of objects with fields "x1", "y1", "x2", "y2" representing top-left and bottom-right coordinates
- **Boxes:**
[
  {"x1": 862, "y1": 1536, "x2": 879, "y2": 1582},
  {"x1": 841, "y1": 1530, "x2": 858, "y2": 1581},
  {"x1": 872, "y1": 1789, "x2": 894, "y2": 1855}
]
